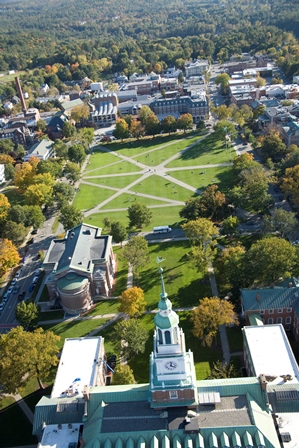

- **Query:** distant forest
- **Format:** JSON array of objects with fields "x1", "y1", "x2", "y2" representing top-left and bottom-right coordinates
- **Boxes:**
[{"x1": 0, "y1": 0, "x2": 299, "y2": 79}]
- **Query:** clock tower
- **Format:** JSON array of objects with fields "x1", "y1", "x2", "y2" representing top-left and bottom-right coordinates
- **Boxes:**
[{"x1": 149, "y1": 267, "x2": 198, "y2": 408}]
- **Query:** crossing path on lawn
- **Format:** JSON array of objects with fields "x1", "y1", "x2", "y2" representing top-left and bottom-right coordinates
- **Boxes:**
[{"x1": 82, "y1": 133, "x2": 233, "y2": 217}]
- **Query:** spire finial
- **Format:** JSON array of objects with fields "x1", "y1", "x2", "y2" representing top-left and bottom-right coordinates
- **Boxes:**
[{"x1": 156, "y1": 256, "x2": 167, "y2": 299}]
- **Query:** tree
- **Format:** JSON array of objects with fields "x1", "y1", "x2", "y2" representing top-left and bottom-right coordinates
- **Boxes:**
[
  {"x1": 53, "y1": 183, "x2": 75, "y2": 207},
  {"x1": 232, "y1": 153, "x2": 257, "y2": 178},
  {"x1": 213, "y1": 120, "x2": 237, "y2": 141},
  {"x1": 196, "y1": 120, "x2": 206, "y2": 131},
  {"x1": 0, "y1": 139, "x2": 14, "y2": 154},
  {"x1": 24, "y1": 183, "x2": 53, "y2": 207},
  {"x1": 177, "y1": 113, "x2": 193, "y2": 133},
  {"x1": 200, "y1": 185, "x2": 227, "y2": 220},
  {"x1": 130, "y1": 120, "x2": 145, "y2": 140},
  {"x1": 122, "y1": 236, "x2": 150, "y2": 279},
  {"x1": 182, "y1": 218, "x2": 219, "y2": 246},
  {"x1": 0, "y1": 327, "x2": 60, "y2": 393},
  {"x1": 0, "y1": 238, "x2": 20, "y2": 277},
  {"x1": 53, "y1": 139, "x2": 68, "y2": 159},
  {"x1": 113, "y1": 118, "x2": 130, "y2": 141},
  {"x1": 62, "y1": 121, "x2": 76, "y2": 138},
  {"x1": 112, "y1": 364, "x2": 136, "y2": 385},
  {"x1": 259, "y1": 131, "x2": 287, "y2": 161},
  {"x1": 103, "y1": 216, "x2": 111, "y2": 231},
  {"x1": 68, "y1": 143, "x2": 86, "y2": 166},
  {"x1": 14, "y1": 162, "x2": 37, "y2": 192},
  {"x1": 262, "y1": 208, "x2": 297, "y2": 239},
  {"x1": 15, "y1": 302, "x2": 40, "y2": 330},
  {"x1": 246, "y1": 237, "x2": 297, "y2": 284},
  {"x1": 229, "y1": 164, "x2": 272, "y2": 211},
  {"x1": 0, "y1": 193, "x2": 10, "y2": 221},
  {"x1": 76, "y1": 127, "x2": 94, "y2": 150},
  {"x1": 113, "y1": 319, "x2": 148, "y2": 359},
  {"x1": 23, "y1": 205, "x2": 45, "y2": 229},
  {"x1": 281, "y1": 165, "x2": 299, "y2": 206},
  {"x1": 8, "y1": 204, "x2": 26, "y2": 224},
  {"x1": 161, "y1": 115, "x2": 177, "y2": 135},
  {"x1": 119, "y1": 286, "x2": 146, "y2": 317},
  {"x1": 215, "y1": 73, "x2": 230, "y2": 93},
  {"x1": 4, "y1": 163, "x2": 15, "y2": 180},
  {"x1": 256, "y1": 76, "x2": 266, "y2": 87},
  {"x1": 38, "y1": 159, "x2": 63, "y2": 178},
  {"x1": 213, "y1": 104, "x2": 232, "y2": 120},
  {"x1": 127, "y1": 201, "x2": 152, "y2": 229},
  {"x1": 191, "y1": 297, "x2": 238, "y2": 347},
  {"x1": 2, "y1": 221, "x2": 27, "y2": 245},
  {"x1": 207, "y1": 360, "x2": 239, "y2": 379},
  {"x1": 180, "y1": 197, "x2": 203, "y2": 221},
  {"x1": 214, "y1": 245, "x2": 247, "y2": 290},
  {"x1": 70, "y1": 104, "x2": 90, "y2": 124},
  {"x1": 36, "y1": 119, "x2": 47, "y2": 132},
  {"x1": 187, "y1": 244, "x2": 216, "y2": 273},
  {"x1": 138, "y1": 105, "x2": 153, "y2": 126},
  {"x1": 145, "y1": 113, "x2": 160, "y2": 137},
  {"x1": 110, "y1": 221, "x2": 127, "y2": 246},
  {"x1": 221, "y1": 216, "x2": 240, "y2": 236},
  {"x1": 59, "y1": 204, "x2": 83, "y2": 230},
  {"x1": 64, "y1": 162, "x2": 81, "y2": 184}
]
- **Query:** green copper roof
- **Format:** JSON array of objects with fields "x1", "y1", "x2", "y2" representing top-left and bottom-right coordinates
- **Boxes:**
[
  {"x1": 57, "y1": 272, "x2": 88, "y2": 291},
  {"x1": 154, "y1": 311, "x2": 179, "y2": 329},
  {"x1": 157, "y1": 297, "x2": 172, "y2": 311}
]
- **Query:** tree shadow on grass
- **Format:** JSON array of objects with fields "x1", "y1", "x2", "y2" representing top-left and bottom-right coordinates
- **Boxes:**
[
  {"x1": 172, "y1": 278, "x2": 211, "y2": 308},
  {"x1": 179, "y1": 134, "x2": 219, "y2": 161}
]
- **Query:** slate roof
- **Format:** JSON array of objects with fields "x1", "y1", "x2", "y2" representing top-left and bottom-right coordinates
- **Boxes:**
[{"x1": 43, "y1": 223, "x2": 111, "y2": 275}]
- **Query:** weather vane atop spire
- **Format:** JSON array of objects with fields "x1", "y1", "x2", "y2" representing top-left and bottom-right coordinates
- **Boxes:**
[{"x1": 156, "y1": 256, "x2": 167, "y2": 298}]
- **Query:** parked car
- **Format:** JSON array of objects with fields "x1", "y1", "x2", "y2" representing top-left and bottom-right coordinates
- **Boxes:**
[
  {"x1": 15, "y1": 269, "x2": 22, "y2": 278},
  {"x1": 31, "y1": 229, "x2": 38, "y2": 235},
  {"x1": 28, "y1": 284, "x2": 35, "y2": 292},
  {"x1": 18, "y1": 291, "x2": 26, "y2": 301},
  {"x1": 7, "y1": 286, "x2": 13, "y2": 295},
  {"x1": 0, "y1": 303, "x2": 4, "y2": 311},
  {"x1": 13, "y1": 285, "x2": 20, "y2": 294},
  {"x1": 11, "y1": 278, "x2": 17, "y2": 286},
  {"x1": 35, "y1": 268, "x2": 42, "y2": 276},
  {"x1": 32, "y1": 276, "x2": 39, "y2": 284},
  {"x1": 2, "y1": 293, "x2": 8, "y2": 303}
]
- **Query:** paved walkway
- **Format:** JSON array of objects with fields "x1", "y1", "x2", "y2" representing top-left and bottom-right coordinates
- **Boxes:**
[{"x1": 81, "y1": 132, "x2": 233, "y2": 217}]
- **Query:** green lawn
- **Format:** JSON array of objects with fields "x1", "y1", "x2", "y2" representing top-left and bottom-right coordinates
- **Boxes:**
[
  {"x1": 86, "y1": 149, "x2": 122, "y2": 170},
  {"x1": 83, "y1": 174, "x2": 142, "y2": 189},
  {"x1": 85, "y1": 160, "x2": 142, "y2": 176},
  {"x1": 99, "y1": 193, "x2": 168, "y2": 210},
  {"x1": 41, "y1": 318, "x2": 109, "y2": 350},
  {"x1": 165, "y1": 134, "x2": 236, "y2": 168},
  {"x1": 131, "y1": 135, "x2": 202, "y2": 166},
  {"x1": 84, "y1": 300, "x2": 119, "y2": 316},
  {"x1": 85, "y1": 206, "x2": 184, "y2": 231},
  {"x1": 39, "y1": 310, "x2": 65, "y2": 321},
  {"x1": 134, "y1": 240, "x2": 211, "y2": 309},
  {"x1": 2, "y1": 187, "x2": 26, "y2": 206},
  {"x1": 168, "y1": 165, "x2": 234, "y2": 193},
  {"x1": 133, "y1": 175, "x2": 196, "y2": 202},
  {"x1": 73, "y1": 184, "x2": 116, "y2": 210}
]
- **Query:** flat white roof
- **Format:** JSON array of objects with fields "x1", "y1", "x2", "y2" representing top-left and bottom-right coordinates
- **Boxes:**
[
  {"x1": 243, "y1": 324, "x2": 299, "y2": 382},
  {"x1": 276, "y1": 413, "x2": 299, "y2": 447},
  {"x1": 40, "y1": 423, "x2": 80, "y2": 448},
  {"x1": 51, "y1": 337, "x2": 103, "y2": 398}
]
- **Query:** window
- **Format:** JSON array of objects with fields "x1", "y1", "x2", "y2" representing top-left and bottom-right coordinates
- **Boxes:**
[
  {"x1": 260, "y1": 310, "x2": 265, "y2": 315},
  {"x1": 277, "y1": 317, "x2": 283, "y2": 324},
  {"x1": 165, "y1": 331, "x2": 171, "y2": 344},
  {"x1": 269, "y1": 309, "x2": 274, "y2": 314},
  {"x1": 169, "y1": 390, "x2": 178, "y2": 399},
  {"x1": 268, "y1": 318, "x2": 274, "y2": 324},
  {"x1": 287, "y1": 308, "x2": 292, "y2": 313},
  {"x1": 278, "y1": 308, "x2": 283, "y2": 313},
  {"x1": 286, "y1": 317, "x2": 292, "y2": 324}
]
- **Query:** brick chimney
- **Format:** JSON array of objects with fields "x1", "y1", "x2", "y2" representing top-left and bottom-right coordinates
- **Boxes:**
[{"x1": 15, "y1": 77, "x2": 27, "y2": 115}]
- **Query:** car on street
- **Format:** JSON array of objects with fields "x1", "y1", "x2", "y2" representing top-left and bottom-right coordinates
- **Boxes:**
[
  {"x1": 11, "y1": 278, "x2": 17, "y2": 286},
  {"x1": 18, "y1": 290, "x2": 26, "y2": 301},
  {"x1": 13, "y1": 285, "x2": 20, "y2": 294},
  {"x1": 7, "y1": 286, "x2": 13, "y2": 295},
  {"x1": 29, "y1": 284, "x2": 35, "y2": 292},
  {"x1": 2, "y1": 293, "x2": 8, "y2": 303},
  {"x1": 15, "y1": 269, "x2": 22, "y2": 278},
  {"x1": 0, "y1": 303, "x2": 4, "y2": 311},
  {"x1": 35, "y1": 268, "x2": 42, "y2": 276},
  {"x1": 33, "y1": 276, "x2": 39, "y2": 284}
]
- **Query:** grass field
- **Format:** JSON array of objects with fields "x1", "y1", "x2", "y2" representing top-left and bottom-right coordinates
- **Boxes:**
[
  {"x1": 133, "y1": 175, "x2": 196, "y2": 201},
  {"x1": 168, "y1": 165, "x2": 233, "y2": 193},
  {"x1": 82, "y1": 174, "x2": 142, "y2": 189},
  {"x1": 99, "y1": 193, "x2": 169, "y2": 210},
  {"x1": 72, "y1": 184, "x2": 116, "y2": 210},
  {"x1": 165, "y1": 134, "x2": 235, "y2": 168}
]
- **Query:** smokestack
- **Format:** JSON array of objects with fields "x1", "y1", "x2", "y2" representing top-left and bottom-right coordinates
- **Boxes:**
[{"x1": 15, "y1": 77, "x2": 27, "y2": 115}]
